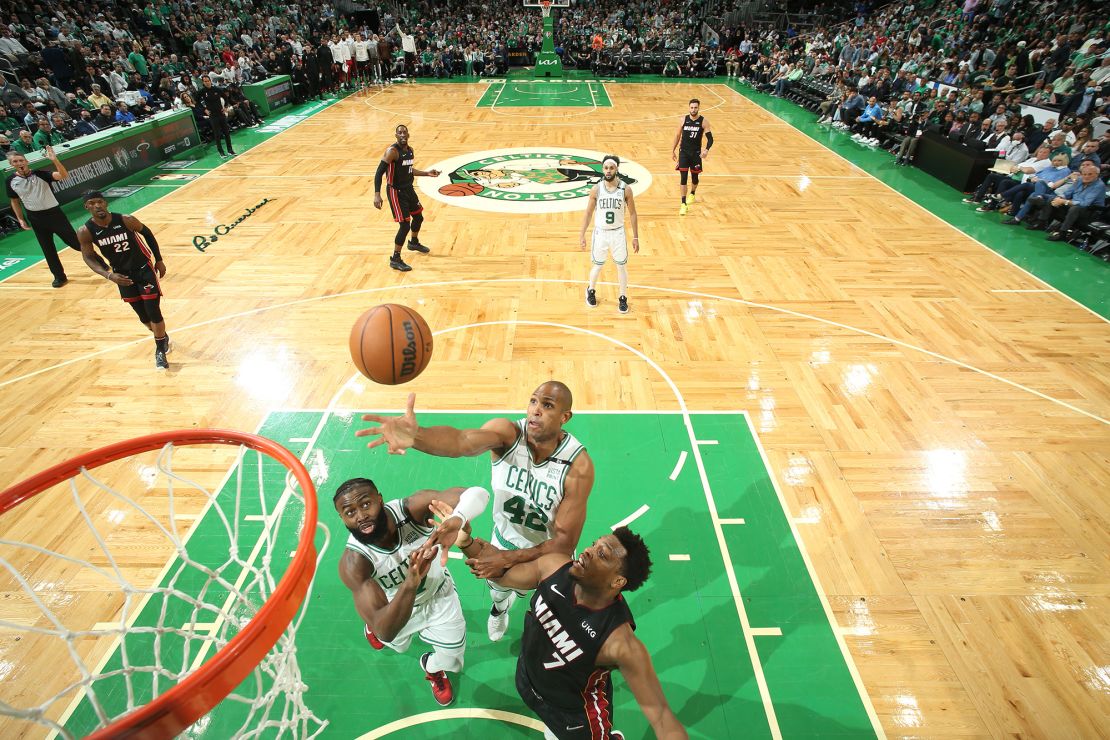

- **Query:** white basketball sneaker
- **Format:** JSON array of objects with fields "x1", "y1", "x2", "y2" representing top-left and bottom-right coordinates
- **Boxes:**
[{"x1": 488, "y1": 593, "x2": 516, "y2": 642}]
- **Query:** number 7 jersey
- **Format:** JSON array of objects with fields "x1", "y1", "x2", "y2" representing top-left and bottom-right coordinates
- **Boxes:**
[{"x1": 490, "y1": 419, "x2": 586, "y2": 550}]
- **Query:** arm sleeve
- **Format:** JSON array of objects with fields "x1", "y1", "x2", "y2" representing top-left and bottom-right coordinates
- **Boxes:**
[
  {"x1": 139, "y1": 225, "x2": 162, "y2": 261},
  {"x1": 374, "y1": 159, "x2": 388, "y2": 192},
  {"x1": 705, "y1": 131, "x2": 714, "y2": 149},
  {"x1": 450, "y1": 486, "x2": 490, "y2": 525}
]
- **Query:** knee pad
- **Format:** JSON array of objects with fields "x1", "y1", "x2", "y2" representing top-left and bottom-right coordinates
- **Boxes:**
[
  {"x1": 680, "y1": 170, "x2": 689, "y2": 185},
  {"x1": 394, "y1": 221, "x2": 411, "y2": 245},
  {"x1": 410, "y1": 212, "x2": 424, "y2": 231},
  {"x1": 691, "y1": 172, "x2": 700, "y2": 186}
]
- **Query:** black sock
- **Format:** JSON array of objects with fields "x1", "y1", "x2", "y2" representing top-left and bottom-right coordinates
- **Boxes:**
[
  {"x1": 155, "y1": 335, "x2": 169, "y2": 352},
  {"x1": 490, "y1": 605, "x2": 504, "y2": 617},
  {"x1": 392, "y1": 249, "x2": 402, "y2": 259},
  {"x1": 681, "y1": 195, "x2": 686, "y2": 204},
  {"x1": 410, "y1": 235, "x2": 420, "y2": 244}
]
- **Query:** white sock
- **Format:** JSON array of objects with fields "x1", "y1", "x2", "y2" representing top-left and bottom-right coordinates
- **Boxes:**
[
  {"x1": 588, "y1": 263, "x2": 603, "y2": 290},
  {"x1": 617, "y1": 263, "x2": 628, "y2": 297}
]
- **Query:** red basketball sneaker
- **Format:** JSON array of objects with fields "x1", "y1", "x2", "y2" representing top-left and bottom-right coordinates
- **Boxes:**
[
  {"x1": 364, "y1": 625, "x2": 384, "y2": 650},
  {"x1": 420, "y1": 652, "x2": 454, "y2": 706}
]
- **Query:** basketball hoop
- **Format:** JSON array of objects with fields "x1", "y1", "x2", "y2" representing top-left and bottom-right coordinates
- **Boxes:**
[
  {"x1": 0, "y1": 430, "x2": 329, "y2": 739},
  {"x1": 540, "y1": 0, "x2": 552, "y2": 17}
]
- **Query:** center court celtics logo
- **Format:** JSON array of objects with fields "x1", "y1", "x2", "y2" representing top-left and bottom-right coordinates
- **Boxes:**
[{"x1": 416, "y1": 147, "x2": 653, "y2": 214}]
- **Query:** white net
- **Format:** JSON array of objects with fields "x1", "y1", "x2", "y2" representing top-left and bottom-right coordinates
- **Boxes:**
[
  {"x1": 0, "y1": 441, "x2": 330, "y2": 739},
  {"x1": 540, "y1": 1, "x2": 552, "y2": 17}
]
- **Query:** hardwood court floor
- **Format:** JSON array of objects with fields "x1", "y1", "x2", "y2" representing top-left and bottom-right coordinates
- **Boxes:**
[{"x1": 0, "y1": 81, "x2": 1108, "y2": 738}]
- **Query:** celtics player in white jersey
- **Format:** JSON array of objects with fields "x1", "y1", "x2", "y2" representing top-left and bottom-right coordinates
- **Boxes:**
[
  {"x1": 334, "y1": 477, "x2": 490, "y2": 706},
  {"x1": 579, "y1": 155, "x2": 639, "y2": 314},
  {"x1": 357, "y1": 381, "x2": 595, "y2": 643}
]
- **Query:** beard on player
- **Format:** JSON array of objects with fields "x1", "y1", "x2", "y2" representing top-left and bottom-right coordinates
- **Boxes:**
[{"x1": 347, "y1": 504, "x2": 389, "y2": 545}]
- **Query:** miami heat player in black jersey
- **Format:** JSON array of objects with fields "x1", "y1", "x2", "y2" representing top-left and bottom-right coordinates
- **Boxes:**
[
  {"x1": 453, "y1": 525, "x2": 687, "y2": 739},
  {"x1": 373, "y1": 124, "x2": 441, "y2": 272},
  {"x1": 77, "y1": 190, "x2": 173, "y2": 370},
  {"x1": 671, "y1": 98, "x2": 715, "y2": 215}
]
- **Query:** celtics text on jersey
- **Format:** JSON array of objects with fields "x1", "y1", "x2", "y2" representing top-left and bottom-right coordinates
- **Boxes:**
[{"x1": 491, "y1": 419, "x2": 586, "y2": 550}]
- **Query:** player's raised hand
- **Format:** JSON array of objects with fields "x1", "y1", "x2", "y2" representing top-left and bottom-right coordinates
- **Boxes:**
[
  {"x1": 422, "y1": 499, "x2": 472, "y2": 565},
  {"x1": 405, "y1": 546, "x2": 435, "y2": 586},
  {"x1": 357, "y1": 391, "x2": 418, "y2": 454}
]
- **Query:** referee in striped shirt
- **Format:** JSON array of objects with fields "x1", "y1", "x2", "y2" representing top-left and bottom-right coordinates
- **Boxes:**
[{"x1": 5, "y1": 146, "x2": 95, "y2": 287}]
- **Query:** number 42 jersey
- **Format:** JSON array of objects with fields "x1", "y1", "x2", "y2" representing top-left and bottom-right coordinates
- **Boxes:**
[{"x1": 491, "y1": 419, "x2": 586, "y2": 550}]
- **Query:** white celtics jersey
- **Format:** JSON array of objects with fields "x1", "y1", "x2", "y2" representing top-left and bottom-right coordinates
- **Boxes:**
[
  {"x1": 491, "y1": 419, "x2": 586, "y2": 549},
  {"x1": 593, "y1": 180, "x2": 626, "y2": 231},
  {"x1": 344, "y1": 499, "x2": 451, "y2": 609}
]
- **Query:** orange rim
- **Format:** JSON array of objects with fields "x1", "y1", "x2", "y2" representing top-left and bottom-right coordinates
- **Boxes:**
[{"x1": 0, "y1": 430, "x2": 318, "y2": 740}]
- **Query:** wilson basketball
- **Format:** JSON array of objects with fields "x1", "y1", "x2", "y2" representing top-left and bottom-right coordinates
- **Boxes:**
[
  {"x1": 438, "y1": 182, "x2": 483, "y2": 196},
  {"x1": 349, "y1": 304, "x2": 433, "y2": 385}
]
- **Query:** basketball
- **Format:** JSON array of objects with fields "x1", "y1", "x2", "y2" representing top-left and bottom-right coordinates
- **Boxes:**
[
  {"x1": 349, "y1": 304, "x2": 433, "y2": 385},
  {"x1": 439, "y1": 182, "x2": 483, "y2": 196}
]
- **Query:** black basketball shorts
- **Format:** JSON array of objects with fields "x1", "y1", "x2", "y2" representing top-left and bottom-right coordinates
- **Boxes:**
[
  {"x1": 117, "y1": 263, "x2": 162, "y2": 303},
  {"x1": 387, "y1": 186, "x2": 423, "y2": 222},
  {"x1": 675, "y1": 149, "x2": 703, "y2": 173}
]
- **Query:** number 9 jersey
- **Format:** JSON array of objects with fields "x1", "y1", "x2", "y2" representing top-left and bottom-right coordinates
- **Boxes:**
[{"x1": 490, "y1": 419, "x2": 587, "y2": 550}]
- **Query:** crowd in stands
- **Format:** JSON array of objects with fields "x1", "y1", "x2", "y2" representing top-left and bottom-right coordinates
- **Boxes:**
[
  {"x1": 0, "y1": 0, "x2": 402, "y2": 155},
  {"x1": 0, "y1": 0, "x2": 1107, "y2": 246},
  {"x1": 720, "y1": 0, "x2": 1108, "y2": 246},
  {"x1": 0, "y1": 0, "x2": 717, "y2": 157}
]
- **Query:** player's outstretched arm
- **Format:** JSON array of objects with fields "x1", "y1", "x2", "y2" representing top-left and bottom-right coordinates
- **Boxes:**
[
  {"x1": 462, "y1": 540, "x2": 569, "y2": 591},
  {"x1": 358, "y1": 393, "x2": 518, "y2": 457},
  {"x1": 601, "y1": 626, "x2": 688, "y2": 739},
  {"x1": 337, "y1": 546, "x2": 433, "y2": 642}
]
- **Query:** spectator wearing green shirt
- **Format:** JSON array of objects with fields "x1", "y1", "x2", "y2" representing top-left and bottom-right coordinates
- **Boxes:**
[
  {"x1": 128, "y1": 43, "x2": 149, "y2": 80},
  {"x1": 32, "y1": 119, "x2": 67, "y2": 150},
  {"x1": 11, "y1": 129, "x2": 37, "y2": 155},
  {"x1": 1052, "y1": 67, "x2": 1076, "y2": 95},
  {"x1": 67, "y1": 91, "x2": 95, "y2": 113},
  {"x1": 0, "y1": 105, "x2": 21, "y2": 137}
]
